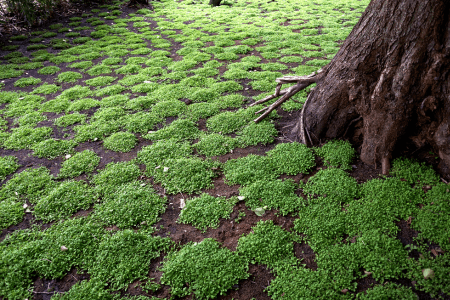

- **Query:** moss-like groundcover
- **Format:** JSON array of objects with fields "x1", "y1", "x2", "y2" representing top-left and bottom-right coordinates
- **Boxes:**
[{"x1": 0, "y1": 0, "x2": 449, "y2": 299}]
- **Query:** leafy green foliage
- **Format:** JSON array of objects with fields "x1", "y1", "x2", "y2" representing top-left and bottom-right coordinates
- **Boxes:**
[
  {"x1": 240, "y1": 179, "x2": 302, "y2": 215},
  {"x1": 54, "y1": 112, "x2": 86, "y2": 127},
  {"x1": 14, "y1": 77, "x2": 42, "y2": 87},
  {"x1": 315, "y1": 140, "x2": 355, "y2": 169},
  {"x1": 194, "y1": 133, "x2": 238, "y2": 157},
  {"x1": 266, "y1": 142, "x2": 316, "y2": 175},
  {"x1": 57, "y1": 71, "x2": 83, "y2": 83},
  {"x1": 38, "y1": 66, "x2": 61, "y2": 75},
  {"x1": 93, "y1": 161, "x2": 141, "y2": 196},
  {"x1": 88, "y1": 230, "x2": 171, "y2": 290},
  {"x1": 0, "y1": 167, "x2": 56, "y2": 203},
  {"x1": 145, "y1": 119, "x2": 201, "y2": 141},
  {"x1": 236, "y1": 121, "x2": 278, "y2": 147},
  {"x1": 356, "y1": 283, "x2": 417, "y2": 300},
  {"x1": 103, "y1": 132, "x2": 137, "y2": 152},
  {"x1": 33, "y1": 180, "x2": 97, "y2": 222},
  {"x1": 390, "y1": 157, "x2": 440, "y2": 186},
  {"x1": 51, "y1": 279, "x2": 113, "y2": 300},
  {"x1": 161, "y1": 238, "x2": 249, "y2": 299},
  {"x1": 412, "y1": 183, "x2": 450, "y2": 251},
  {"x1": 223, "y1": 154, "x2": 276, "y2": 186},
  {"x1": 94, "y1": 181, "x2": 166, "y2": 228},
  {"x1": 178, "y1": 194, "x2": 238, "y2": 232},
  {"x1": 31, "y1": 139, "x2": 77, "y2": 159},
  {"x1": 58, "y1": 150, "x2": 100, "y2": 178},
  {"x1": 153, "y1": 157, "x2": 220, "y2": 194},
  {"x1": 302, "y1": 168, "x2": 360, "y2": 204},
  {"x1": 238, "y1": 220, "x2": 300, "y2": 268},
  {"x1": 0, "y1": 199, "x2": 24, "y2": 229},
  {"x1": 3, "y1": 126, "x2": 52, "y2": 150},
  {"x1": 0, "y1": 156, "x2": 21, "y2": 180}
]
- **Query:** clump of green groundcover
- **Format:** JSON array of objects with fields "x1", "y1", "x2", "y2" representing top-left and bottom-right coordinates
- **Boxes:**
[
  {"x1": 356, "y1": 283, "x2": 417, "y2": 300},
  {"x1": 0, "y1": 91, "x2": 22, "y2": 103},
  {"x1": 0, "y1": 156, "x2": 21, "y2": 180},
  {"x1": 31, "y1": 83, "x2": 61, "y2": 94},
  {"x1": 213, "y1": 93, "x2": 245, "y2": 109},
  {"x1": 95, "y1": 84, "x2": 127, "y2": 97},
  {"x1": 33, "y1": 180, "x2": 97, "y2": 222},
  {"x1": 0, "y1": 167, "x2": 56, "y2": 203},
  {"x1": 38, "y1": 66, "x2": 61, "y2": 75},
  {"x1": 315, "y1": 140, "x2": 355, "y2": 170},
  {"x1": 14, "y1": 77, "x2": 42, "y2": 87},
  {"x1": 0, "y1": 68, "x2": 24, "y2": 79},
  {"x1": 89, "y1": 230, "x2": 171, "y2": 290},
  {"x1": 236, "y1": 121, "x2": 278, "y2": 147},
  {"x1": 16, "y1": 111, "x2": 47, "y2": 127},
  {"x1": 51, "y1": 279, "x2": 113, "y2": 300},
  {"x1": 0, "y1": 199, "x2": 24, "y2": 229},
  {"x1": 17, "y1": 62, "x2": 44, "y2": 70},
  {"x1": 54, "y1": 112, "x2": 86, "y2": 127},
  {"x1": 67, "y1": 98, "x2": 100, "y2": 112},
  {"x1": 161, "y1": 238, "x2": 249, "y2": 299},
  {"x1": 406, "y1": 252, "x2": 450, "y2": 297},
  {"x1": 237, "y1": 220, "x2": 300, "y2": 268},
  {"x1": 151, "y1": 100, "x2": 187, "y2": 118},
  {"x1": 4, "y1": 94, "x2": 43, "y2": 117},
  {"x1": 58, "y1": 150, "x2": 100, "y2": 178},
  {"x1": 87, "y1": 65, "x2": 112, "y2": 76},
  {"x1": 145, "y1": 119, "x2": 201, "y2": 142},
  {"x1": 412, "y1": 183, "x2": 450, "y2": 251},
  {"x1": 115, "y1": 64, "x2": 142, "y2": 74},
  {"x1": 73, "y1": 121, "x2": 120, "y2": 142},
  {"x1": 92, "y1": 161, "x2": 141, "y2": 196},
  {"x1": 240, "y1": 179, "x2": 303, "y2": 215},
  {"x1": 57, "y1": 71, "x2": 83, "y2": 83},
  {"x1": 85, "y1": 76, "x2": 117, "y2": 86},
  {"x1": 59, "y1": 85, "x2": 92, "y2": 100},
  {"x1": 303, "y1": 168, "x2": 360, "y2": 204},
  {"x1": 125, "y1": 95, "x2": 157, "y2": 111},
  {"x1": 39, "y1": 98, "x2": 70, "y2": 113},
  {"x1": 103, "y1": 131, "x2": 137, "y2": 152},
  {"x1": 206, "y1": 106, "x2": 274, "y2": 134},
  {"x1": 137, "y1": 140, "x2": 192, "y2": 175},
  {"x1": 178, "y1": 194, "x2": 238, "y2": 232},
  {"x1": 390, "y1": 157, "x2": 440, "y2": 186},
  {"x1": 223, "y1": 154, "x2": 277, "y2": 186},
  {"x1": 184, "y1": 102, "x2": 220, "y2": 121},
  {"x1": 3, "y1": 126, "x2": 52, "y2": 150},
  {"x1": 31, "y1": 139, "x2": 77, "y2": 159},
  {"x1": 123, "y1": 112, "x2": 162, "y2": 133},
  {"x1": 68, "y1": 60, "x2": 93, "y2": 70},
  {"x1": 194, "y1": 133, "x2": 239, "y2": 157},
  {"x1": 94, "y1": 181, "x2": 166, "y2": 229},
  {"x1": 153, "y1": 157, "x2": 220, "y2": 194},
  {"x1": 266, "y1": 142, "x2": 316, "y2": 175}
]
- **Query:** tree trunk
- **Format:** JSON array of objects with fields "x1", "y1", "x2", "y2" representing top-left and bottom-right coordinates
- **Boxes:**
[
  {"x1": 209, "y1": 0, "x2": 222, "y2": 6},
  {"x1": 293, "y1": 0, "x2": 450, "y2": 177}
]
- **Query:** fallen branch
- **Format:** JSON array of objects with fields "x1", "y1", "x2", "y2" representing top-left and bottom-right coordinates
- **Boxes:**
[{"x1": 252, "y1": 70, "x2": 324, "y2": 126}]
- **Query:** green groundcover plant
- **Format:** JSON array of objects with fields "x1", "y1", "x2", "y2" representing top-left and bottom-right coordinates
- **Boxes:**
[
  {"x1": 178, "y1": 194, "x2": 238, "y2": 232},
  {"x1": 160, "y1": 238, "x2": 249, "y2": 299}
]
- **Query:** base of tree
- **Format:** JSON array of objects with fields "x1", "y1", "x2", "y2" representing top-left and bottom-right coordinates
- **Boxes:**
[{"x1": 255, "y1": 0, "x2": 450, "y2": 179}]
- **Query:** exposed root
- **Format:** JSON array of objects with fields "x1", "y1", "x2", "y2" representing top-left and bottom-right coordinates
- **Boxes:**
[
  {"x1": 381, "y1": 157, "x2": 390, "y2": 175},
  {"x1": 252, "y1": 70, "x2": 324, "y2": 125}
]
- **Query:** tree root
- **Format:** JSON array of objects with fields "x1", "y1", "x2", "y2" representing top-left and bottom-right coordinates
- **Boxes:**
[{"x1": 252, "y1": 70, "x2": 324, "y2": 125}]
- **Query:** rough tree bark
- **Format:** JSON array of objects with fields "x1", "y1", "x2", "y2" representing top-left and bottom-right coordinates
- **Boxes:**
[
  {"x1": 256, "y1": 0, "x2": 450, "y2": 177},
  {"x1": 209, "y1": 0, "x2": 222, "y2": 7}
]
